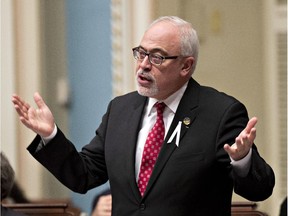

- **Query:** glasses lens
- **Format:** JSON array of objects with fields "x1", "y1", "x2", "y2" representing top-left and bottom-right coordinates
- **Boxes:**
[
  {"x1": 133, "y1": 49, "x2": 139, "y2": 60},
  {"x1": 150, "y1": 54, "x2": 163, "y2": 65},
  {"x1": 132, "y1": 48, "x2": 164, "y2": 65},
  {"x1": 133, "y1": 48, "x2": 146, "y2": 61},
  {"x1": 137, "y1": 50, "x2": 147, "y2": 60}
]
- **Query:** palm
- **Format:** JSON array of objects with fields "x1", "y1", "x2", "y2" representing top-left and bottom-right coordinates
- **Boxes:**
[
  {"x1": 12, "y1": 92, "x2": 55, "y2": 137},
  {"x1": 224, "y1": 117, "x2": 257, "y2": 161}
]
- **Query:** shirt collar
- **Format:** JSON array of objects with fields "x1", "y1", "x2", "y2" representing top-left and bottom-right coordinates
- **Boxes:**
[{"x1": 146, "y1": 82, "x2": 189, "y2": 116}]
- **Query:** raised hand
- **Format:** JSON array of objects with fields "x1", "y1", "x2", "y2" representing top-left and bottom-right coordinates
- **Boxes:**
[
  {"x1": 224, "y1": 117, "x2": 257, "y2": 161},
  {"x1": 12, "y1": 92, "x2": 55, "y2": 137}
]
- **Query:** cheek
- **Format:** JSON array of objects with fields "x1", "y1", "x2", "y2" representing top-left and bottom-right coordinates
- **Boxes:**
[
  {"x1": 161, "y1": 67, "x2": 181, "y2": 81},
  {"x1": 155, "y1": 72, "x2": 177, "y2": 88}
]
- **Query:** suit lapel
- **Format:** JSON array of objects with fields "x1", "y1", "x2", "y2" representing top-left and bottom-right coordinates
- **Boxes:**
[
  {"x1": 124, "y1": 96, "x2": 147, "y2": 201},
  {"x1": 143, "y1": 78, "x2": 200, "y2": 198}
]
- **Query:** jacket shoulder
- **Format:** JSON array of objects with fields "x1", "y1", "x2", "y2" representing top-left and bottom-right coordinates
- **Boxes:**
[
  {"x1": 199, "y1": 85, "x2": 240, "y2": 105},
  {"x1": 110, "y1": 91, "x2": 146, "y2": 106}
]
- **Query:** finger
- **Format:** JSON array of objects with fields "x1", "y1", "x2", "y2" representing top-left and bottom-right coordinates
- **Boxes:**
[
  {"x1": 103, "y1": 195, "x2": 112, "y2": 203},
  {"x1": 245, "y1": 117, "x2": 257, "y2": 133},
  {"x1": 34, "y1": 92, "x2": 47, "y2": 109},
  {"x1": 19, "y1": 116, "x2": 33, "y2": 129},
  {"x1": 12, "y1": 94, "x2": 22, "y2": 105},
  {"x1": 243, "y1": 128, "x2": 256, "y2": 147},
  {"x1": 248, "y1": 127, "x2": 256, "y2": 142},
  {"x1": 235, "y1": 135, "x2": 250, "y2": 149},
  {"x1": 12, "y1": 96, "x2": 24, "y2": 112},
  {"x1": 105, "y1": 203, "x2": 112, "y2": 211},
  {"x1": 13, "y1": 102, "x2": 30, "y2": 120},
  {"x1": 13, "y1": 104, "x2": 25, "y2": 117},
  {"x1": 239, "y1": 126, "x2": 256, "y2": 145},
  {"x1": 12, "y1": 95, "x2": 31, "y2": 118},
  {"x1": 12, "y1": 94, "x2": 30, "y2": 109}
]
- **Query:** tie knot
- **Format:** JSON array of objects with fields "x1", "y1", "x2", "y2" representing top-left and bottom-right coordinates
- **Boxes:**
[{"x1": 155, "y1": 102, "x2": 165, "y2": 114}]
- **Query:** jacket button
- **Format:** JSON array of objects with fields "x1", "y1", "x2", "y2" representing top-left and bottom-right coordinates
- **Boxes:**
[{"x1": 140, "y1": 203, "x2": 146, "y2": 210}]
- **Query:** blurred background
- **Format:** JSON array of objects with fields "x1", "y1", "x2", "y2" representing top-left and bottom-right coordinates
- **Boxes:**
[{"x1": 1, "y1": 0, "x2": 287, "y2": 215}]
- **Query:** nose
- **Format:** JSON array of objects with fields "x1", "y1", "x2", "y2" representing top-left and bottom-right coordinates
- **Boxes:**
[{"x1": 139, "y1": 55, "x2": 152, "y2": 70}]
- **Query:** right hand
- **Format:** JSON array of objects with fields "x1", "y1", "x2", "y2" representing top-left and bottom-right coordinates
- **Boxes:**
[
  {"x1": 91, "y1": 194, "x2": 112, "y2": 216},
  {"x1": 12, "y1": 92, "x2": 55, "y2": 137}
]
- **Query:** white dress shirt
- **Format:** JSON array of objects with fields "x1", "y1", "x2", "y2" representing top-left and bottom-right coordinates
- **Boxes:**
[{"x1": 135, "y1": 82, "x2": 188, "y2": 181}]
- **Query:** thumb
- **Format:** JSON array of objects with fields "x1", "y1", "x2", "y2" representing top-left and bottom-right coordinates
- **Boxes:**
[
  {"x1": 223, "y1": 144, "x2": 232, "y2": 154},
  {"x1": 33, "y1": 92, "x2": 46, "y2": 109}
]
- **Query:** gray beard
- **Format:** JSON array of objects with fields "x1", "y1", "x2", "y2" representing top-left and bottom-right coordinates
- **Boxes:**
[
  {"x1": 137, "y1": 84, "x2": 159, "y2": 97},
  {"x1": 136, "y1": 69, "x2": 159, "y2": 97}
]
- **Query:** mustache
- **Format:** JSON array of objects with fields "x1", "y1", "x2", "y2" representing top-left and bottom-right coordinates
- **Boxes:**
[{"x1": 137, "y1": 69, "x2": 155, "y2": 81}]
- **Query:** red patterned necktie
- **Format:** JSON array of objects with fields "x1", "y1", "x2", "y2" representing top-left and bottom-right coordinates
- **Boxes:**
[{"x1": 138, "y1": 102, "x2": 166, "y2": 196}]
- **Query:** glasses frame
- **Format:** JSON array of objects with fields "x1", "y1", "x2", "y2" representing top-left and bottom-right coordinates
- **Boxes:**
[{"x1": 132, "y1": 47, "x2": 179, "y2": 66}]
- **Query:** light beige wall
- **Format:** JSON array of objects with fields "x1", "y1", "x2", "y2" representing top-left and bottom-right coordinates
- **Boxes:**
[
  {"x1": 11, "y1": 0, "x2": 43, "y2": 199},
  {"x1": 38, "y1": 0, "x2": 70, "y2": 199}
]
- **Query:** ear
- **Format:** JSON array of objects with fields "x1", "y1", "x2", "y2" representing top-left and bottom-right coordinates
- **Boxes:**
[{"x1": 180, "y1": 57, "x2": 195, "y2": 76}]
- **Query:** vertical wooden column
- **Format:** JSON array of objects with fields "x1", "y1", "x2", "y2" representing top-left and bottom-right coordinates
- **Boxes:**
[
  {"x1": 111, "y1": 0, "x2": 153, "y2": 97},
  {"x1": 13, "y1": 0, "x2": 43, "y2": 199}
]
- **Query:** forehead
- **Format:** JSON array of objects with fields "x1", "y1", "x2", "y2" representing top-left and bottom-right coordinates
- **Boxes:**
[{"x1": 140, "y1": 22, "x2": 180, "y2": 53}]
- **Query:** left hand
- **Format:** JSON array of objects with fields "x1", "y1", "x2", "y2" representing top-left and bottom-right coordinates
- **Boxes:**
[{"x1": 224, "y1": 117, "x2": 257, "y2": 161}]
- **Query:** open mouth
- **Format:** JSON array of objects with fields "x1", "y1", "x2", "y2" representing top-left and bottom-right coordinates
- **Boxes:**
[
  {"x1": 138, "y1": 74, "x2": 152, "y2": 86},
  {"x1": 139, "y1": 74, "x2": 151, "y2": 81}
]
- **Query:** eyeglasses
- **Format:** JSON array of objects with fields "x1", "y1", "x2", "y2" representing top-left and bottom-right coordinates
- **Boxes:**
[{"x1": 132, "y1": 47, "x2": 178, "y2": 66}]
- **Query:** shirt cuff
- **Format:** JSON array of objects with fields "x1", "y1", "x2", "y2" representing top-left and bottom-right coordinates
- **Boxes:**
[
  {"x1": 230, "y1": 148, "x2": 252, "y2": 177},
  {"x1": 41, "y1": 124, "x2": 57, "y2": 145}
]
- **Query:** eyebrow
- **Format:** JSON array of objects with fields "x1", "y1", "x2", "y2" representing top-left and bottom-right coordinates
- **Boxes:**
[{"x1": 138, "y1": 45, "x2": 168, "y2": 55}]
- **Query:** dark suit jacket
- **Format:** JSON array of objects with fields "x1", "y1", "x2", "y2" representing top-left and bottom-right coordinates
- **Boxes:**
[{"x1": 27, "y1": 78, "x2": 274, "y2": 216}]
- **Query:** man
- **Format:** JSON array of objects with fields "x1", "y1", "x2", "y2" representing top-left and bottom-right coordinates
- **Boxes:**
[{"x1": 12, "y1": 16, "x2": 274, "y2": 216}]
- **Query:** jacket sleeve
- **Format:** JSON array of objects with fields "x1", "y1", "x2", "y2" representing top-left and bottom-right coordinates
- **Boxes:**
[
  {"x1": 27, "y1": 103, "x2": 112, "y2": 194},
  {"x1": 232, "y1": 147, "x2": 275, "y2": 201},
  {"x1": 216, "y1": 100, "x2": 275, "y2": 201}
]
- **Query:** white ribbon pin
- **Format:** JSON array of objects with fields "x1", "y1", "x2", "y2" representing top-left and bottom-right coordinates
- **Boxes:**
[{"x1": 167, "y1": 121, "x2": 182, "y2": 147}]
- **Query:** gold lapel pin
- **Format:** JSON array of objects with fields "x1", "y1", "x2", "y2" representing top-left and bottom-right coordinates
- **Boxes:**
[{"x1": 183, "y1": 117, "x2": 191, "y2": 126}]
